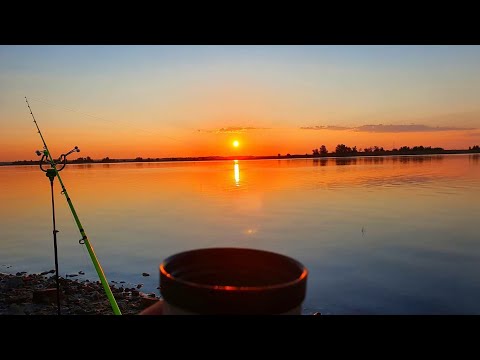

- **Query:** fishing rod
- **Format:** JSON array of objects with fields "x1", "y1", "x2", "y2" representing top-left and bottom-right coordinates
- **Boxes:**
[{"x1": 26, "y1": 97, "x2": 122, "y2": 315}]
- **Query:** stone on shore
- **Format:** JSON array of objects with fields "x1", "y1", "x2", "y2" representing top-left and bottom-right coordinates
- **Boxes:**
[
  {"x1": 40, "y1": 270, "x2": 55, "y2": 275},
  {"x1": 6, "y1": 277, "x2": 23, "y2": 288},
  {"x1": 32, "y1": 288, "x2": 63, "y2": 304},
  {"x1": 0, "y1": 272, "x2": 160, "y2": 315}
]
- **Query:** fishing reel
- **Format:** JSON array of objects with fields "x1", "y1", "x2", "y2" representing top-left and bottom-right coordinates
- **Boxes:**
[{"x1": 35, "y1": 146, "x2": 80, "y2": 172}]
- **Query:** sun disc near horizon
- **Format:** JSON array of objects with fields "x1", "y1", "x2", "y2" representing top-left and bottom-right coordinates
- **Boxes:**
[{"x1": 233, "y1": 140, "x2": 239, "y2": 148}]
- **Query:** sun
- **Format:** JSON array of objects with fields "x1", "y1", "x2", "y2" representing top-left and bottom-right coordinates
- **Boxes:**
[{"x1": 233, "y1": 140, "x2": 239, "y2": 148}]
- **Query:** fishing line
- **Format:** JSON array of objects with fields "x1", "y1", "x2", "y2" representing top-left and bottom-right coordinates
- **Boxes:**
[
  {"x1": 29, "y1": 97, "x2": 187, "y2": 144},
  {"x1": 28, "y1": 97, "x2": 287, "y2": 148}
]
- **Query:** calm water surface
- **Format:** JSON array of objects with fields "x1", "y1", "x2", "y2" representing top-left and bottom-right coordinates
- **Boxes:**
[{"x1": 1, "y1": 154, "x2": 479, "y2": 314}]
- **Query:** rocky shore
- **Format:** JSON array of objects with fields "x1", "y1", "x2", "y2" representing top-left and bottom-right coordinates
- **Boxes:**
[{"x1": 0, "y1": 271, "x2": 160, "y2": 315}]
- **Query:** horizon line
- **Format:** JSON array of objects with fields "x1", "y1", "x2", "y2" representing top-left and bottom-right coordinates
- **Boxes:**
[{"x1": 3, "y1": 146, "x2": 480, "y2": 165}]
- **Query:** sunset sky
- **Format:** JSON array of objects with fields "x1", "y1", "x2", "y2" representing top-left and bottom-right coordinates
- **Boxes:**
[{"x1": 1, "y1": 45, "x2": 479, "y2": 161}]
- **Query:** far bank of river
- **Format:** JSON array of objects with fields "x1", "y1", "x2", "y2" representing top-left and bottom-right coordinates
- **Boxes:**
[{"x1": 2, "y1": 150, "x2": 480, "y2": 167}]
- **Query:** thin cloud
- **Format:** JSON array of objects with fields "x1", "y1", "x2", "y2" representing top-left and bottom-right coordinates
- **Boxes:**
[
  {"x1": 300, "y1": 125, "x2": 352, "y2": 131},
  {"x1": 197, "y1": 126, "x2": 271, "y2": 134},
  {"x1": 300, "y1": 123, "x2": 476, "y2": 133},
  {"x1": 465, "y1": 130, "x2": 480, "y2": 137},
  {"x1": 354, "y1": 124, "x2": 476, "y2": 133}
]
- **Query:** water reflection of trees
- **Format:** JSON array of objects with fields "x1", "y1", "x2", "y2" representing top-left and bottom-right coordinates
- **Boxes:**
[
  {"x1": 335, "y1": 158, "x2": 357, "y2": 166},
  {"x1": 72, "y1": 164, "x2": 93, "y2": 169},
  {"x1": 398, "y1": 156, "x2": 444, "y2": 164},
  {"x1": 313, "y1": 159, "x2": 328, "y2": 166},
  {"x1": 362, "y1": 157, "x2": 384, "y2": 165},
  {"x1": 313, "y1": 155, "x2": 447, "y2": 167}
]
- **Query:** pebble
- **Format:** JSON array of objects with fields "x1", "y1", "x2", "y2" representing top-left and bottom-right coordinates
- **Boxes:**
[
  {"x1": 0, "y1": 272, "x2": 146, "y2": 315},
  {"x1": 6, "y1": 277, "x2": 23, "y2": 288},
  {"x1": 32, "y1": 288, "x2": 61, "y2": 304},
  {"x1": 40, "y1": 270, "x2": 55, "y2": 275}
]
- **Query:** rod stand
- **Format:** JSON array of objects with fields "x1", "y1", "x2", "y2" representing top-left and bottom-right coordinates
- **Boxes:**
[{"x1": 46, "y1": 168, "x2": 61, "y2": 316}]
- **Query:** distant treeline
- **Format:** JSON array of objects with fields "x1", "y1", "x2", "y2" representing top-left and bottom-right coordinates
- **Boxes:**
[
  {"x1": 309, "y1": 144, "x2": 480, "y2": 157},
  {"x1": 3, "y1": 155, "x2": 262, "y2": 166},
  {"x1": 2, "y1": 145, "x2": 480, "y2": 166}
]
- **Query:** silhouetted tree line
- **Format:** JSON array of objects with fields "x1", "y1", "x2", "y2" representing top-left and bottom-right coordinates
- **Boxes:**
[
  {"x1": 8, "y1": 159, "x2": 40, "y2": 165},
  {"x1": 4, "y1": 144, "x2": 480, "y2": 167},
  {"x1": 363, "y1": 146, "x2": 385, "y2": 153},
  {"x1": 395, "y1": 145, "x2": 445, "y2": 153},
  {"x1": 71, "y1": 156, "x2": 94, "y2": 163},
  {"x1": 311, "y1": 145, "x2": 329, "y2": 156},
  {"x1": 308, "y1": 144, "x2": 479, "y2": 157},
  {"x1": 132, "y1": 157, "x2": 160, "y2": 162},
  {"x1": 335, "y1": 144, "x2": 358, "y2": 154}
]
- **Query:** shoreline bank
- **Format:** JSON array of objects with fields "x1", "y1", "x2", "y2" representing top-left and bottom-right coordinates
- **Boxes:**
[
  {"x1": 2, "y1": 150, "x2": 479, "y2": 167},
  {"x1": 0, "y1": 272, "x2": 159, "y2": 315}
]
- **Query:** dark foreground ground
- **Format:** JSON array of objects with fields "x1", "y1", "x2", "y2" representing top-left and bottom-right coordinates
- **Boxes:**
[{"x1": 0, "y1": 272, "x2": 159, "y2": 315}]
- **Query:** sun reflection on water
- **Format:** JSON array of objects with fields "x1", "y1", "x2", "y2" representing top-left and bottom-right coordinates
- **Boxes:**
[{"x1": 234, "y1": 160, "x2": 240, "y2": 186}]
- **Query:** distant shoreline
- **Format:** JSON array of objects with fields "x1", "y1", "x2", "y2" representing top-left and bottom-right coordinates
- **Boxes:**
[{"x1": 1, "y1": 149, "x2": 479, "y2": 167}]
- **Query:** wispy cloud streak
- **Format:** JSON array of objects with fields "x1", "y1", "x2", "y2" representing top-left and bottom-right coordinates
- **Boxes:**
[
  {"x1": 300, "y1": 124, "x2": 475, "y2": 133},
  {"x1": 198, "y1": 126, "x2": 271, "y2": 134},
  {"x1": 355, "y1": 124, "x2": 475, "y2": 132},
  {"x1": 300, "y1": 125, "x2": 351, "y2": 131}
]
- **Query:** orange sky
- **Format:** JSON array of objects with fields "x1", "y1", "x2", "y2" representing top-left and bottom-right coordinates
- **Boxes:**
[
  {"x1": 1, "y1": 46, "x2": 479, "y2": 161},
  {"x1": 2, "y1": 111, "x2": 479, "y2": 161}
]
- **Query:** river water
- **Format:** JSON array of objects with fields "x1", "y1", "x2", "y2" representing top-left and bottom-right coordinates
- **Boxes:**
[{"x1": 1, "y1": 154, "x2": 479, "y2": 314}]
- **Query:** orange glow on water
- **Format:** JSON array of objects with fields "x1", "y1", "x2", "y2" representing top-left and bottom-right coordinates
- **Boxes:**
[{"x1": 3, "y1": 155, "x2": 477, "y2": 225}]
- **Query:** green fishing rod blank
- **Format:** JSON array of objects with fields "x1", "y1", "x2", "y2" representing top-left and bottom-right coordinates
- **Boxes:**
[{"x1": 26, "y1": 97, "x2": 122, "y2": 315}]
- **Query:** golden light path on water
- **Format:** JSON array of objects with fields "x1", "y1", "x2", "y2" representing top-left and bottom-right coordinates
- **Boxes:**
[
  {"x1": 233, "y1": 160, "x2": 258, "y2": 236},
  {"x1": 234, "y1": 160, "x2": 240, "y2": 186}
]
